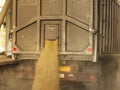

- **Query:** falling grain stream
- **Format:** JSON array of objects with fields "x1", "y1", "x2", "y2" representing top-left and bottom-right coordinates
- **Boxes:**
[{"x1": 32, "y1": 40, "x2": 59, "y2": 90}]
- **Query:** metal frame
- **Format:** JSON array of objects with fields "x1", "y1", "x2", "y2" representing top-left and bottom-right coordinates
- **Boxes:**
[
  {"x1": 12, "y1": 0, "x2": 97, "y2": 60},
  {"x1": 12, "y1": 0, "x2": 40, "y2": 54},
  {"x1": 60, "y1": 0, "x2": 94, "y2": 55}
]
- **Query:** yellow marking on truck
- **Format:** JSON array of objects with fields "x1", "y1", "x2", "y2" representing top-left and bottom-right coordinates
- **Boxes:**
[{"x1": 59, "y1": 66, "x2": 71, "y2": 72}]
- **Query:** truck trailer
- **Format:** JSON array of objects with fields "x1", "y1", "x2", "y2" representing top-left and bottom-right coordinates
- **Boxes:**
[{"x1": 9, "y1": 0, "x2": 120, "y2": 90}]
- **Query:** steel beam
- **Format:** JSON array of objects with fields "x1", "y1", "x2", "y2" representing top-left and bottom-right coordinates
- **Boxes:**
[{"x1": 0, "y1": 0, "x2": 11, "y2": 26}]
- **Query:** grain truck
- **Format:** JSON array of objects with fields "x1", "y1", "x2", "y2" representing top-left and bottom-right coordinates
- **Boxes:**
[{"x1": 11, "y1": 0, "x2": 120, "y2": 90}]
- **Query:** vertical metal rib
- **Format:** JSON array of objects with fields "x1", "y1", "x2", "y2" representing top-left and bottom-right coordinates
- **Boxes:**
[{"x1": 61, "y1": 0, "x2": 67, "y2": 53}]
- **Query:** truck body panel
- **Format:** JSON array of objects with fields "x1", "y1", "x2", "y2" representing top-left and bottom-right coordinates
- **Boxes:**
[
  {"x1": 12, "y1": 0, "x2": 95, "y2": 61},
  {"x1": 12, "y1": 0, "x2": 120, "y2": 60}
]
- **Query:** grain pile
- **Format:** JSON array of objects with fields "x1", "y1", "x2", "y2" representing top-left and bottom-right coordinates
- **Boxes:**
[{"x1": 32, "y1": 40, "x2": 59, "y2": 90}]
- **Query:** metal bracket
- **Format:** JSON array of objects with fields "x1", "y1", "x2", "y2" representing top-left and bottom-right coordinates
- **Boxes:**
[{"x1": 89, "y1": 28, "x2": 97, "y2": 33}]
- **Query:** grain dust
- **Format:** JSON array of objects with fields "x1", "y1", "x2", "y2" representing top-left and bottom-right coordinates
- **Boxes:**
[{"x1": 32, "y1": 40, "x2": 59, "y2": 90}]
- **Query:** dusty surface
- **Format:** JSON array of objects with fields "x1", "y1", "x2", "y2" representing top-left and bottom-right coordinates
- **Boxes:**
[
  {"x1": 0, "y1": 55, "x2": 12, "y2": 61},
  {"x1": 0, "y1": 55, "x2": 15, "y2": 65},
  {"x1": 114, "y1": 59, "x2": 120, "y2": 90},
  {"x1": 0, "y1": 60, "x2": 35, "y2": 90},
  {"x1": 32, "y1": 40, "x2": 59, "y2": 90}
]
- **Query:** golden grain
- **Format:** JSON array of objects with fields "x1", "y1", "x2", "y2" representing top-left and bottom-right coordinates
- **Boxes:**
[{"x1": 32, "y1": 40, "x2": 59, "y2": 90}]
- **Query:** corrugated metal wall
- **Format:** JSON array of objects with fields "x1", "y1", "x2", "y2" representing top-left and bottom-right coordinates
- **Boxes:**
[{"x1": 98, "y1": 0, "x2": 120, "y2": 55}]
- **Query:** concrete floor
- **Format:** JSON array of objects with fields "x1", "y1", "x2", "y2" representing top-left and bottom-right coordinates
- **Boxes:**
[
  {"x1": 100, "y1": 58, "x2": 120, "y2": 90},
  {"x1": 115, "y1": 59, "x2": 120, "y2": 90}
]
